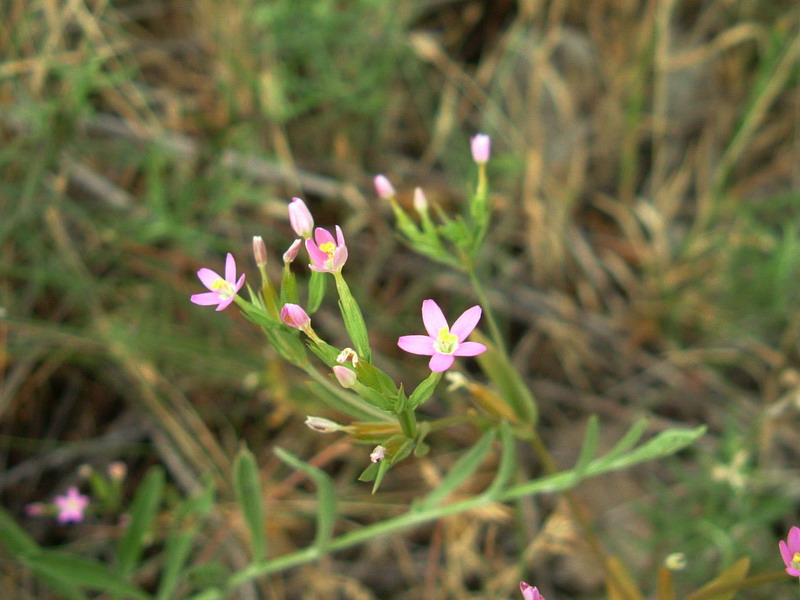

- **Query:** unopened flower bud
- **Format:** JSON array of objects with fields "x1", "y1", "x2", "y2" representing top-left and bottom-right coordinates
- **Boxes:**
[
  {"x1": 373, "y1": 174, "x2": 395, "y2": 199},
  {"x1": 24, "y1": 503, "x2": 45, "y2": 517},
  {"x1": 471, "y1": 133, "x2": 491, "y2": 164},
  {"x1": 336, "y1": 348, "x2": 359, "y2": 366},
  {"x1": 665, "y1": 553, "x2": 687, "y2": 571},
  {"x1": 107, "y1": 461, "x2": 127, "y2": 481},
  {"x1": 332, "y1": 366, "x2": 357, "y2": 388},
  {"x1": 305, "y1": 416, "x2": 343, "y2": 433},
  {"x1": 283, "y1": 239, "x2": 302, "y2": 264},
  {"x1": 370, "y1": 445, "x2": 386, "y2": 463},
  {"x1": 288, "y1": 197, "x2": 314, "y2": 238},
  {"x1": 253, "y1": 236, "x2": 268, "y2": 267},
  {"x1": 280, "y1": 303, "x2": 310, "y2": 330},
  {"x1": 413, "y1": 187, "x2": 428, "y2": 213}
]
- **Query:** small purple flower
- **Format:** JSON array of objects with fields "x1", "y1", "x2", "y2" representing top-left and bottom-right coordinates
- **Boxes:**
[
  {"x1": 471, "y1": 133, "x2": 491, "y2": 164},
  {"x1": 520, "y1": 582, "x2": 544, "y2": 600},
  {"x1": 780, "y1": 526, "x2": 800, "y2": 576},
  {"x1": 289, "y1": 197, "x2": 314, "y2": 238},
  {"x1": 306, "y1": 226, "x2": 348, "y2": 273},
  {"x1": 280, "y1": 303, "x2": 311, "y2": 330},
  {"x1": 374, "y1": 174, "x2": 396, "y2": 199},
  {"x1": 397, "y1": 299, "x2": 487, "y2": 372},
  {"x1": 190, "y1": 253, "x2": 245, "y2": 311},
  {"x1": 54, "y1": 487, "x2": 89, "y2": 524}
]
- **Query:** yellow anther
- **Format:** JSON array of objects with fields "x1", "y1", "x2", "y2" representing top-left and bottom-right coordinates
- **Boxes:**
[
  {"x1": 435, "y1": 327, "x2": 459, "y2": 354},
  {"x1": 319, "y1": 241, "x2": 336, "y2": 255}
]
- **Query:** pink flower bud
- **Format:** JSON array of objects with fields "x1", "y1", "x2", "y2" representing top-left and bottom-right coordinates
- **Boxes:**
[
  {"x1": 280, "y1": 303, "x2": 310, "y2": 330},
  {"x1": 373, "y1": 174, "x2": 395, "y2": 199},
  {"x1": 471, "y1": 133, "x2": 491, "y2": 164},
  {"x1": 413, "y1": 187, "x2": 428, "y2": 213},
  {"x1": 370, "y1": 445, "x2": 386, "y2": 463},
  {"x1": 253, "y1": 236, "x2": 268, "y2": 267},
  {"x1": 107, "y1": 461, "x2": 127, "y2": 481},
  {"x1": 283, "y1": 239, "x2": 301, "y2": 264},
  {"x1": 288, "y1": 197, "x2": 314, "y2": 238},
  {"x1": 332, "y1": 366, "x2": 357, "y2": 388},
  {"x1": 24, "y1": 503, "x2": 45, "y2": 517}
]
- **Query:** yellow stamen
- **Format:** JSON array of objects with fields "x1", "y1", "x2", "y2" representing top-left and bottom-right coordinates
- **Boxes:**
[
  {"x1": 319, "y1": 241, "x2": 336, "y2": 256},
  {"x1": 435, "y1": 327, "x2": 459, "y2": 354},
  {"x1": 793, "y1": 552, "x2": 800, "y2": 569},
  {"x1": 211, "y1": 278, "x2": 233, "y2": 298}
]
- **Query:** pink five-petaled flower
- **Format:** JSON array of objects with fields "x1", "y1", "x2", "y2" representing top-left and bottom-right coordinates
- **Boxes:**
[
  {"x1": 780, "y1": 526, "x2": 800, "y2": 576},
  {"x1": 190, "y1": 253, "x2": 245, "y2": 311},
  {"x1": 306, "y1": 226, "x2": 348, "y2": 273},
  {"x1": 54, "y1": 487, "x2": 89, "y2": 524},
  {"x1": 397, "y1": 299, "x2": 487, "y2": 372},
  {"x1": 471, "y1": 133, "x2": 491, "y2": 164},
  {"x1": 520, "y1": 582, "x2": 545, "y2": 600}
]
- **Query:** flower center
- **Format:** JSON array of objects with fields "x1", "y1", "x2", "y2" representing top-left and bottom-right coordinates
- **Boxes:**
[
  {"x1": 793, "y1": 552, "x2": 800, "y2": 569},
  {"x1": 211, "y1": 278, "x2": 234, "y2": 299},
  {"x1": 434, "y1": 327, "x2": 459, "y2": 354},
  {"x1": 319, "y1": 241, "x2": 336, "y2": 257}
]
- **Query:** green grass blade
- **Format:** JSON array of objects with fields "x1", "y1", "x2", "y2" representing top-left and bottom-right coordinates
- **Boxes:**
[
  {"x1": 0, "y1": 506, "x2": 40, "y2": 556},
  {"x1": 233, "y1": 446, "x2": 266, "y2": 561},
  {"x1": 273, "y1": 447, "x2": 336, "y2": 552},
  {"x1": 117, "y1": 466, "x2": 165, "y2": 577}
]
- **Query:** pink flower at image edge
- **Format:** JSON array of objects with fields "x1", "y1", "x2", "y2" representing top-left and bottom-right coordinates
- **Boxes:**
[
  {"x1": 54, "y1": 487, "x2": 89, "y2": 524},
  {"x1": 190, "y1": 253, "x2": 245, "y2": 311},
  {"x1": 397, "y1": 299, "x2": 486, "y2": 372},
  {"x1": 520, "y1": 582, "x2": 544, "y2": 600},
  {"x1": 780, "y1": 526, "x2": 800, "y2": 576}
]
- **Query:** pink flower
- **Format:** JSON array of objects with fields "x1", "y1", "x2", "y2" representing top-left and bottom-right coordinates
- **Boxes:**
[
  {"x1": 374, "y1": 174, "x2": 395, "y2": 199},
  {"x1": 190, "y1": 253, "x2": 245, "y2": 311},
  {"x1": 54, "y1": 487, "x2": 89, "y2": 524},
  {"x1": 370, "y1": 445, "x2": 386, "y2": 463},
  {"x1": 283, "y1": 239, "x2": 302, "y2": 264},
  {"x1": 280, "y1": 303, "x2": 311, "y2": 330},
  {"x1": 253, "y1": 236, "x2": 268, "y2": 267},
  {"x1": 289, "y1": 197, "x2": 314, "y2": 238},
  {"x1": 306, "y1": 226, "x2": 348, "y2": 273},
  {"x1": 397, "y1": 299, "x2": 487, "y2": 372},
  {"x1": 780, "y1": 526, "x2": 800, "y2": 576},
  {"x1": 471, "y1": 133, "x2": 491, "y2": 164},
  {"x1": 520, "y1": 582, "x2": 544, "y2": 600}
]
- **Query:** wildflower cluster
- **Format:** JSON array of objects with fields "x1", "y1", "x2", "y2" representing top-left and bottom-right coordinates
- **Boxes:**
[{"x1": 189, "y1": 138, "x2": 494, "y2": 485}]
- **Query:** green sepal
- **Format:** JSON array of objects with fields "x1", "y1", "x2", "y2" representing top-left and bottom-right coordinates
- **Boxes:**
[
  {"x1": 349, "y1": 380, "x2": 396, "y2": 412},
  {"x1": 333, "y1": 274, "x2": 371, "y2": 362},
  {"x1": 279, "y1": 264, "x2": 299, "y2": 306},
  {"x1": 408, "y1": 371, "x2": 442, "y2": 409},
  {"x1": 307, "y1": 270, "x2": 327, "y2": 314},
  {"x1": 306, "y1": 339, "x2": 340, "y2": 367},
  {"x1": 354, "y1": 360, "x2": 398, "y2": 397}
]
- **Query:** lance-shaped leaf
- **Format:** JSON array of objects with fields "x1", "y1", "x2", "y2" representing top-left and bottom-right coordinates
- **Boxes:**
[
  {"x1": 233, "y1": 447, "x2": 266, "y2": 561},
  {"x1": 117, "y1": 466, "x2": 165, "y2": 577},
  {"x1": 274, "y1": 447, "x2": 336, "y2": 552}
]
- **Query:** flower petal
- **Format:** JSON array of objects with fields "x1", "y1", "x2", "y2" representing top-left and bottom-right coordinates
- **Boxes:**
[
  {"x1": 398, "y1": 335, "x2": 435, "y2": 355},
  {"x1": 197, "y1": 268, "x2": 222, "y2": 290},
  {"x1": 191, "y1": 292, "x2": 221, "y2": 306},
  {"x1": 225, "y1": 253, "x2": 236, "y2": 283},
  {"x1": 333, "y1": 245, "x2": 348, "y2": 271},
  {"x1": 429, "y1": 353, "x2": 455, "y2": 372},
  {"x1": 453, "y1": 341, "x2": 487, "y2": 357},
  {"x1": 314, "y1": 227, "x2": 335, "y2": 247},
  {"x1": 421, "y1": 299, "x2": 448, "y2": 338},
  {"x1": 234, "y1": 273, "x2": 246, "y2": 293},
  {"x1": 306, "y1": 238, "x2": 329, "y2": 271},
  {"x1": 790, "y1": 526, "x2": 800, "y2": 551},
  {"x1": 780, "y1": 540, "x2": 792, "y2": 567},
  {"x1": 216, "y1": 295, "x2": 235, "y2": 311},
  {"x1": 335, "y1": 225, "x2": 346, "y2": 247},
  {"x1": 450, "y1": 305, "x2": 482, "y2": 341}
]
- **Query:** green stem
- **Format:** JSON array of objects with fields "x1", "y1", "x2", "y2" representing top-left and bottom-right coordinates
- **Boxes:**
[
  {"x1": 467, "y1": 268, "x2": 508, "y2": 360},
  {"x1": 396, "y1": 408, "x2": 417, "y2": 438},
  {"x1": 302, "y1": 366, "x2": 392, "y2": 423}
]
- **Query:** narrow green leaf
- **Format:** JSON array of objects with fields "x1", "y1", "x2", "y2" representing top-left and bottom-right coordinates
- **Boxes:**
[
  {"x1": 484, "y1": 422, "x2": 516, "y2": 498},
  {"x1": 279, "y1": 264, "x2": 298, "y2": 306},
  {"x1": 0, "y1": 506, "x2": 40, "y2": 556},
  {"x1": 685, "y1": 557, "x2": 750, "y2": 600},
  {"x1": 155, "y1": 481, "x2": 215, "y2": 600},
  {"x1": 408, "y1": 371, "x2": 442, "y2": 409},
  {"x1": 474, "y1": 335, "x2": 537, "y2": 425},
  {"x1": 22, "y1": 551, "x2": 149, "y2": 600},
  {"x1": 418, "y1": 429, "x2": 495, "y2": 509},
  {"x1": 274, "y1": 447, "x2": 336, "y2": 551},
  {"x1": 573, "y1": 416, "x2": 600, "y2": 475},
  {"x1": 596, "y1": 426, "x2": 707, "y2": 471},
  {"x1": 307, "y1": 270, "x2": 327, "y2": 313},
  {"x1": 602, "y1": 418, "x2": 648, "y2": 462},
  {"x1": 233, "y1": 447, "x2": 266, "y2": 561},
  {"x1": 32, "y1": 570, "x2": 88, "y2": 600},
  {"x1": 117, "y1": 466, "x2": 164, "y2": 577},
  {"x1": 333, "y1": 274, "x2": 371, "y2": 362}
]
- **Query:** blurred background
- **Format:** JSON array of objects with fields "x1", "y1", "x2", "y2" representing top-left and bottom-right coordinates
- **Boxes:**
[{"x1": 2, "y1": 0, "x2": 800, "y2": 598}]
